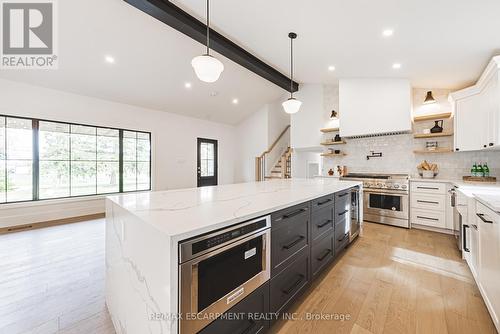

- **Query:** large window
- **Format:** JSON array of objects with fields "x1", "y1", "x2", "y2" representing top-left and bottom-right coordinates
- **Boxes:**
[{"x1": 0, "y1": 115, "x2": 151, "y2": 203}]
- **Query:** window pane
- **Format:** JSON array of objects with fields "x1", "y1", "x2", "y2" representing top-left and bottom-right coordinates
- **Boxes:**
[
  {"x1": 137, "y1": 162, "x2": 150, "y2": 190},
  {"x1": 0, "y1": 160, "x2": 5, "y2": 203},
  {"x1": 123, "y1": 137, "x2": 136, "y2": 161},
  {"x1": 97, "y1": 128, "x2": 118, "y2": 137},
  {"x1": 137, "y1": 139, "x2": 150, "y2": 161},
  {"x1": 71, "y1": 161, "x2": 96, "y2": 196},
  {"x1": 0, "y1": 117, "x2": 5, "y2": 159},
  {"x1": 201, "y1": 159, "x2": 208, "y2": 177},
  {"x1": 71, "y1": 133, "x2": 96, "y2": 160},
  {"x1": 97, "y1": 162, "x2": 119, "y2": 194},
  {"x1": 137, "y1": 132, "x2": 149, "y2": 140},
  {"x1": 39, "y1": 161, "x2": 70, "y2": 199},
  {"x1": 97, "y1": 136, "x2": 119, "y2": 161},
  {"x1": 39, "y1": 121, "x2": 70, "y2": 160},
  {"x1": 7, "y1": 118, "x2": 32, "y2": 160},
  {"x1": 6, "y1": 160, "x2": 32, "y2": 202},
  {"x1": 71, "y1": 125, "x2": 96, "y2": 135},
  {"x1": 123, "y1": 162, "x2": 136, "y2": 191},
  {"x1": 123, "y1": 131, "x2": 136, "y2": 139}
]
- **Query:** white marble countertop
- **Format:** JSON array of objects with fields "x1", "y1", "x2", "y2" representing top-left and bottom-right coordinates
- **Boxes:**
[{"x1": 108, "y1": 178, "x2": 361, "y2": 241}]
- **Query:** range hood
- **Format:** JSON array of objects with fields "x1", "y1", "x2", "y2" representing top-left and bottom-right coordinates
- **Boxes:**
[{"x1": 339, "y1": 79, "x2": 412, "y2": 138}]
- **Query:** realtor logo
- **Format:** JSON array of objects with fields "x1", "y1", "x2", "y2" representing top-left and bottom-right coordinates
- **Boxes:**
[{"x1": 1, "y1": 0, "x2": 58, "y2": 69}]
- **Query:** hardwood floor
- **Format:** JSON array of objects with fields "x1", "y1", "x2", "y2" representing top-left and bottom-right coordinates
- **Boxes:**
[{"x1": 0, "y1": 220, "x2": 496, "y2": 334}]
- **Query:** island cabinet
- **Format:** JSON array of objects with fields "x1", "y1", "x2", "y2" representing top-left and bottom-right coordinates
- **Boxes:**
[{"x1": 310, "y1": 195, "x2": 335, "y2": 278}]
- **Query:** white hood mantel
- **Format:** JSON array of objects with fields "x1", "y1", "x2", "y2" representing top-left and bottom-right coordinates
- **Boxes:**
[{"x1": 339, "y1": 79, "x2": 412, "y2": 138}]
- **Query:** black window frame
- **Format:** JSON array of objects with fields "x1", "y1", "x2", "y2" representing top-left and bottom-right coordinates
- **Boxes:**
[{"x1": 0, "y1": 114, "x2": 152, "y2": 204}]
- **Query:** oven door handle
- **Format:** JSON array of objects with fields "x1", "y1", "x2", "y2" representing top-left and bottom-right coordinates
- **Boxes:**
[{"x1": 363, "y1": 189, "x2": 408, "y2": 196}]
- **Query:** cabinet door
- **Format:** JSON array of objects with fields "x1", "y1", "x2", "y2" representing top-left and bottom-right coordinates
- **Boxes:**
[
  {"x1": 484, "y1": 72, "x2": 500, "y2": 148},
  {"x1": 455, "y1": 94, "x2": 486, "y2": 152},
  {"x1": 477, "y1": 203, "x2": 500, "y2": 329}
]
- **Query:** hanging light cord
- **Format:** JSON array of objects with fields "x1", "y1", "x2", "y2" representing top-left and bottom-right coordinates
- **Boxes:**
[
  {"x1": 206, "y1": 0, "x2": 210, "y2": 55},
  {"x1": 290, "y1": 36, "x2": 293, "y2": 98}
]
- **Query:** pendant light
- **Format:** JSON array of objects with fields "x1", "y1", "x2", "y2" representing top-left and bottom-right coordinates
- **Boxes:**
[
  {"x1": 282, "y1": 32, "x2": 302, "y2": 114},
  {"x1": 423, "y1": 91, "x2": 436, "y2": 104},
  {"x1": 191, "y1": 0, "x2": 224, "y2": 83}
]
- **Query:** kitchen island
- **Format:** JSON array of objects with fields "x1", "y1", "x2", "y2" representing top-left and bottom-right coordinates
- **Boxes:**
[{"x1": 105, "y1": 178, "x2": 362, "y2": 334}]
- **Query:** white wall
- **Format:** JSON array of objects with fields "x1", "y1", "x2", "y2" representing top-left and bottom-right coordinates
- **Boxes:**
[
  {"x1": 0, "y1": 79, "x2": 237, "y2": 228},
  {"x1": 235, "y1": 106, "x2": 269, "y2": 182}
]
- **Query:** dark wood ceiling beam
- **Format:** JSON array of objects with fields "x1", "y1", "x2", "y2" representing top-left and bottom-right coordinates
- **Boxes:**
[{"x1": 123, "y1": 0, "x2": 299, "y2": 93}]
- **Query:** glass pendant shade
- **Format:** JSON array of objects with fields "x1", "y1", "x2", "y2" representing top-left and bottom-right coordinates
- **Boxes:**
[
  {"x1": 282, "y1": 97, "x2": 302, "y2": 114},
  {"x1": 423, "y1": 91, "x2": 436, "y2": 104},
  {"x1": 191, "y1": 54, "x2": 224, "y2": 83}
]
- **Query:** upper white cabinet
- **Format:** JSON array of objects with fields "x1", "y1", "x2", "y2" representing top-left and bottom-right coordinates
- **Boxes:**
[
  {"x1": 339, "y1": 79, "x2": 412, "y2": 137},
  {"x1": 450, "y1": 56, "x2": 500, "y2": 152}
]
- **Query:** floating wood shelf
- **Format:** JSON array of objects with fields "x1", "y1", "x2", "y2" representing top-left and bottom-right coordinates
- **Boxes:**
[
  {"x1": 413, "y1": 148, "x2": 454, "y2": 154},
  {"x1": 413, "y1": 112, "x2": 452, "y2": 122},
  {"x1": 320, "y1": 127, "x2": 339, "y2": 133},
  {"x1": 320, "y1": 141, "x2": 346, "y2": 146},
  {"x1": 320, "y1": 153, "x2": 346, "y2": 157},
  {"x1": 414, "y1": 132, "x2": 454, "y2": 139}
]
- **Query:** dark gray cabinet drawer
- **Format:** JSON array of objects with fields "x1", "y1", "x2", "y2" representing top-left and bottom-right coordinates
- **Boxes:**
[
  {"x1": 271, "y1": 203, "x2": 309, "y2": 276},
  {"x1": 270, "y1": 249, "x2": 310, "y2": 315},
  {"x1": 335, "y1": 219, "x2": 350, "y2": 254},
  {"x1": 198, "y1": 282, "x2": 270, "y2": 334},
  {"x1": 311, "y1": 232, "x2": 334, "y2": 277},
  {"x1": 271, "y1": 202, "x2": 309, "y2": 228},
  {"x1": 311, "y1": 194, "x2": 334, "y2": 212},
  {"x1": 335, "y1": 190, "x2": 350, "y2": 214},
  {"x1": 311, "y1": 205, "x2": 334, "y2": 241}
]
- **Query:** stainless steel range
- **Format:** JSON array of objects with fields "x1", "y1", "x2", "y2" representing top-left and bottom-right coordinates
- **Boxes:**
[{"x1": 341, "y1": 173, "x2": 410, "y2": 228}]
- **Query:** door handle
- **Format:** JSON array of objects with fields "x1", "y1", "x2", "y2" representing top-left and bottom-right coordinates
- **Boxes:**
[
  {"x1": 317, "y1": 220, "x2": 332, "y2": 228},
  {"x1": 463, "y1": 225, "x2": 470, "y2": 252},
  {"x1": 317, "y1": 249, "x2": 332, "y2": 261},
  {"x1": 338, "y1": 192, "x2": 349, "y2": 198},
  {"x1": 281, "y1": 208, "x2": 308, "y2": 220},
  {"x1": 282, "y1": 235, "x2": 305, "y2": 249},
  {"x1": 317, "y1": 198, "x2": 332, "y2": 206},
  {"x1": 338, "y1": 210, "x2": 348, "y2": 216},
  {"x1": 282, "y1": 274, "x2": 305, "y2": 295},
  {"x1": 417, "y1": 200, "x2": 439, "y2": 204},
  {"x1": 337, "y1": 232, "x2": 349, "y2": 242},
  {"x1": 477, "y1": 213, "x2": 493, "y2": 224},
  {"x1": 416, "y1": 216, "x2": 439, "y2": 221}
]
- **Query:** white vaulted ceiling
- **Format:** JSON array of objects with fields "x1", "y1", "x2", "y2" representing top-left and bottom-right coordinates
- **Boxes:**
[{"x1": 1, "y1": 0, "x2": 500, "y2": 124}]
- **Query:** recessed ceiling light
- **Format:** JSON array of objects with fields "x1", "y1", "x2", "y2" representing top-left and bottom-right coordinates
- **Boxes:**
[
  {"x1": 328, "y1": 65, "x2": 336, "y2": 72},
  {"x1": 232, "y1": 98, "x2": 239, "y2": 104},
  {"x1": 104, "y1": 55, "x2": 115, "y2": 64},
  {"x1": 382, "y1": 29, "x2": 394, "y2": 37},
  {"x1": 184, "y1": 82, "x2": 192, "y2": 89},
  {"x1": 392, "y1": 63, "x2": 401, "y2": 69}
]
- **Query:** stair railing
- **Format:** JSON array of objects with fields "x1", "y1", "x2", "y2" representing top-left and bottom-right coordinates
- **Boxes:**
[{"x1": 255, "y1": 125, "x2": 290, "y2": 181}]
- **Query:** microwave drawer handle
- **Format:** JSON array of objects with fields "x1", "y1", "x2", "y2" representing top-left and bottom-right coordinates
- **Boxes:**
[
  {"x1": 283, "y1": 235, "x2": 305, "y2": 249},
  {"x1": 317, "y1": 249, "x2": 332, "y2": 261},
  {"x1": 282, "y1": 208, "x2": 308, "y2": 219},
  {"x1": 416, "y1": 216, "x2": 439, "y2": 221},
  {"x1": 477, "y1": 213, "x2": 493, "y2": 224},
  {"x1": 338, "y1": 210, "x2": 349, "y2": 216},
  {"x1": 417, "y1": 200, "x2": 439, "y2": 204},
  {"x1": 316, "y1": 198, "x2": 333, "y2": 206},
  {"x1": 282, "y1": 274, "x2": 305, "y2": 295},
  {"x1": 317, "y1": 220, "x2": 332, "y2": 228},
  {"x1": 241, "y1": 319, "x2": 257, "y2": 334}
]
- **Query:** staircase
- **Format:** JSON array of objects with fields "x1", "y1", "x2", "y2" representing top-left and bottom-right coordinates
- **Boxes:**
[
  {"x1": 264, "y1": 147, "x2": 292, "y2": 180},
  {"x1": 255, "y1": 125, "x2": 292, "y2": 181}
]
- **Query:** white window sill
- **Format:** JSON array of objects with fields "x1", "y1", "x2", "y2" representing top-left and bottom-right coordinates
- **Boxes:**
[{"x1": 0, "y1": 190, "x2": 152, "y2": 210}]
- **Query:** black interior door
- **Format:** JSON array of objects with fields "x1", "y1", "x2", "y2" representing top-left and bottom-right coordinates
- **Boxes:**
[{"x1": 197, "y1": 138, "x2": 218, "y2": 187}]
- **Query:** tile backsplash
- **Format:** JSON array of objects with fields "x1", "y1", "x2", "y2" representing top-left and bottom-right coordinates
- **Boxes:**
[{"x1": 321, "y1": 133, "x2": 500, "y2": 179}]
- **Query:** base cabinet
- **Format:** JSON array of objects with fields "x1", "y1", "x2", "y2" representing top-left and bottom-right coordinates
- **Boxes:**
[{"x1": 198, "y1": 282, "x2": 270, "y2": 334}]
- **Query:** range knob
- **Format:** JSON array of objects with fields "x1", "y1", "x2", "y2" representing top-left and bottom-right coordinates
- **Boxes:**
[
  {"x1": 376, "y1": 183, "x2": 383, "y2": 188},
  {"x1": 364, "y1": 183, "x2": 371, "y2": 188},
  {"x1": 393, "y1": 184, "x2": 400, "y2": 189},
  {"x1": 401, "y1": 185, "x2": 407, "y2": 190}
]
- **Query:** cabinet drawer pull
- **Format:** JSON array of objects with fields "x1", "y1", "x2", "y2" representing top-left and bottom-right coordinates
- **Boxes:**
[
  {"x1": 316, "y1": 198, "x2": 332, "y2": 206},
  {"x1": 417, "y1": 186, "x2": 439, "y2": 190},
  {"x1": 417, "y1": 200, "x2": 439, "y2": 204},
  {"x1": 338, "y1": 192, "x2": 349, "y2": 198},
  {"x1": 337, "y1": 232, "x2": 348, "y2": 242},
  {"x1": 282, "y1": 208, "x2": 308, "y2": 220},
  {"x1": 338, "y1": 210, "x2": 349, "y2": 216},
  {"x1": 282, "y1": 274, "x2": 305, "y2": 295},
  {"x1": 241, "y1": 319, "x2": 257, "y2": 334},
  {"x1": 477, "y1": 213, "x2": 493, "y2": 224},
  {"x1": 317, "y1": 220, "x2": 332, "y2": 228},
  {"x1": 282, "y1": 235, "x2": 305, "y2": 249},
  {"x1": 317, "y1": 249, "x2": 332, "y2": 261},
  {"x1": 416, "y1": 216, "x2": 439, "y2": 221}
]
